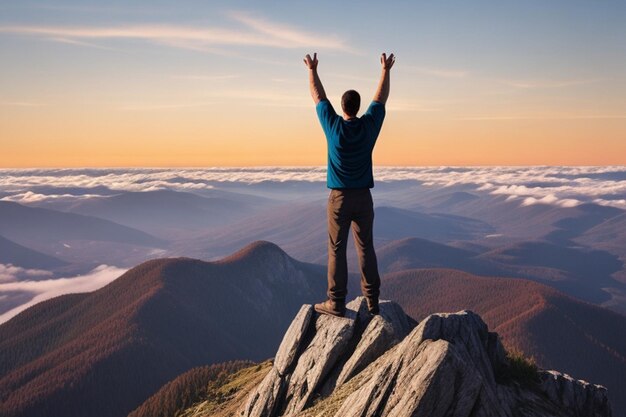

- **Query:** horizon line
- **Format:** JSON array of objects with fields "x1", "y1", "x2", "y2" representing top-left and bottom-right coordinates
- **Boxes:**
[{"x1": 1, "y1": 164, "x2": 625, "y2": 170}]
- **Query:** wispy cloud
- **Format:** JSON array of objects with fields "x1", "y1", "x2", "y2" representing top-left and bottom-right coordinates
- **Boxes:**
[
  {"x1": 0, "y1": 12, "x2": 353, "y2": 52},
  {"x1": 228, "y1": 11, "x2": 353, "y2": 52},
  {"x1": 1, "y1": 166, "x2": 625, "y2": 209},
  {"x1": 520, "y1": 195, "x2": 580, "y2": 208},
  {"x1": 0, "y1": 264, "x2": 52, "y2": 282},
  {"x1": 1, "y1": 191, "x2": 104, "y2": 203},
  {"x1": 594, "y1": 198, "x2": 626, "y2": 209},
  {"x1": 0, "y1": 264, "x2": 127, "y2": 324},
  {"x1": 47, "y1": 36, "x2": 120, "y2": 51}
]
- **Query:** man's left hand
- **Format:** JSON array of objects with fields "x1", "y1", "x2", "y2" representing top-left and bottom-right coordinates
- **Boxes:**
[{"x1": 304, "y1": 53, "x2": 319, "y2": 70}]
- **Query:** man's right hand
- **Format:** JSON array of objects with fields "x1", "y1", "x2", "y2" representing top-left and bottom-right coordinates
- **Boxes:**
[
  {"x1": 304, "y1": 53, "x2": 319, "y2": 70},
  {"x1": 381, "y1": 53, "x2": 395, "y2": 70},
  {"x1": 374, "y1": 53, "x2": 394, "y2": 104}
]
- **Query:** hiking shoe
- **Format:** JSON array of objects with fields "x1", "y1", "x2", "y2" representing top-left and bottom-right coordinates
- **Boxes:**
[
  {"x1": 366, "y1": 297, "x2": 380, "y2": 315},
  {"x1": 314, "y1": 299, "x2": 346, "y2": 317}
]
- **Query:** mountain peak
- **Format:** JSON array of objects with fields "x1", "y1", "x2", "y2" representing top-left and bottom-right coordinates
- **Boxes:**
[
  {"x1": 239, "y1": 297, "x2": 612, "y2": 417},
  {"x1": 219, "y1": 240, "x2": 288, "y2": 263}
]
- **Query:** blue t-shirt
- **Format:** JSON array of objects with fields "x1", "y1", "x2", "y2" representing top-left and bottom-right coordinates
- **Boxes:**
[{"x1": 316, "y1": 99, "x2": 386, "y2": 189}]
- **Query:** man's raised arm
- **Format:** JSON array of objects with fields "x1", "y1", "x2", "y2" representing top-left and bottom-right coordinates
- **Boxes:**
[
  {"x1": 373, "y1": 53, "x2": 395, "y2": 105},
  {"x1": 304, "y1": 53, "x2": 327, "y2": 104}
]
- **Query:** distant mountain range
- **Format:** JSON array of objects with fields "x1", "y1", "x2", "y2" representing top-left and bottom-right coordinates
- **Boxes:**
[
  {"x1": 374, "y1": 236, "x2": 626, "y2": 310},
  {"x1": 172, "y1": 202, "x2": 495, "y2": 263},
  {"x1": 3, "y1": 182, "x2": 625, "y2": 312},
  {"x1": 59, "y1": 189, "x2": 274, "y2": 239},
  {"x1": 0, "y1": 201, "x2": 166, "y2": 268},
  {"x1": 403, "y1": 191, "x2": 624, "y2": 241},
  {"x1": 577, "y1": 212, "x2": 626, "y2": 252},
  {"x1": 0, "y1": 201, "x2": 164, "y2": 248},
  {"x1": 2, "y1": 171, "x2": 626, "y2": 416},
  {"x1": 1, "y1": 242, "x2": 625, "y2": 417},
  {"x1": 0, "y1": 234, "x2": 67, "y2": 270}
]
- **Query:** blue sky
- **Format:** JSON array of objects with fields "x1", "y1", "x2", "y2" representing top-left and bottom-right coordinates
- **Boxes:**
[{"x1": 1, "y1": 1, "x2": 625, "y2": 166}]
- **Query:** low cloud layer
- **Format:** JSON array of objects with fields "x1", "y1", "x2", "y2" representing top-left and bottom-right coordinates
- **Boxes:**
[
  {"x1": 0, "y1": 166, "x2": 625, "y2": 209},
  {"x1": 0, "y1": 264, "x2": 127, "y2": 324},
  {"x1": 0, "y1": 264, "x2": 53, "y2": 282}
]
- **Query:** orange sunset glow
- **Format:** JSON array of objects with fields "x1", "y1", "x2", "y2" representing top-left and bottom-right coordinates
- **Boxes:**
[{"x1": 1, "y1": 2, "x2": 625, "y2": 167}]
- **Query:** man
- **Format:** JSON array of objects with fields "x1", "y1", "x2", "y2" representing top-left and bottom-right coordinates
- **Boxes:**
[{"x1": 304, "y1": 52, "x2": 395, "y2": 317}]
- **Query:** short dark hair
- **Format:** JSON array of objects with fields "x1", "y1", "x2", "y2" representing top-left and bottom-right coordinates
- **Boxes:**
[{"x1": 341, "y1": 90, "x2": 361, "y2": 117}]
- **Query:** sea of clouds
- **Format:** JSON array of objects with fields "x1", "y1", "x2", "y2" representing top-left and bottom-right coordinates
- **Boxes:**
[
  {"x1": 1, "y1": 166, "x2": 625, "y2": 209},
  {"x1": 0, "y1": 166, "x2": 624, "y2": 323}
]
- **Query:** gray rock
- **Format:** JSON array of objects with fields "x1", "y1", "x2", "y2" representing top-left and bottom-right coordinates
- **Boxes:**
[
  {"x1": 335, "y1": 300, "x2": 412, "y2": 388},
  {"x1": 274, "y1": 304, "x2": 313, "y2": 376},
  {"x1": 238, "y1": 305, "x2": 313, "y2": 417},
  {"x1": 238, "y1": 299, "x2": 366, "y2": 417},
  {"x1": 412, "y1": 310, "x2": 500, "y2": 386},
  {"x1": 334, "y1": 310, "x2": 611, "y2": 417},
  {"x1": 238, "y1": 300, "x2": 613, "y2": 417},
  {"x1": 538, "y1": 370, "x2": 612, "y2": 417},
  {"x1": 280, "y1": 299, "x2": 361, "y2": 416},
  {"x1": 335, "y1": 312, "x2": 503, "y2": 417}
]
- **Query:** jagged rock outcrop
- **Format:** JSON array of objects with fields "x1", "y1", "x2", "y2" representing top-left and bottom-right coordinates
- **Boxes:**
[
  {"x1": 239, "y1": 298, "x2": 413, "y2": 417},
  {"x1": 239, "y1": 297, "x2": 612, "y2": 417}
]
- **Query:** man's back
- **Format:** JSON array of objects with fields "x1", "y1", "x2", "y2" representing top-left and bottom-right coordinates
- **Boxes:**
[{"x1": 316, "y1": 99, "x2": 386, "y2": 189}]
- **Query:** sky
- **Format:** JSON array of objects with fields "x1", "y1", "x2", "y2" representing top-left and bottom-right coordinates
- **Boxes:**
[{"x1": 1, "y1": 0, "x2": 625, "y2": 167}]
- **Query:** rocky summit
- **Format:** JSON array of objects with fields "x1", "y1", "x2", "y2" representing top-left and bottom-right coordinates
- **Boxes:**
[{"x1": 238, "y1": 297, "x2": 612, "y2": 417}]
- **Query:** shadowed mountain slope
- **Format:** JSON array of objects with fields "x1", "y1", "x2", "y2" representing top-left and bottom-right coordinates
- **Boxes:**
[
  {"x1": 579, "y1": 212, "x2": 626, "y2": 244},
  {"x1": 376, "y1": 237, "x2": 478, "y2": 273},
  {"x1": 0, "y1": 201, "x2": 165, "y2": 249},
  {"x1": 376, "y1": 236, "x2": 626, "y2": 310},
  {"x1": 0, "y1": 241, "x2": 326, "y2": 417},
  {"x1": 576, "y1": 212, "x2": 626, "y2": 257},
  {"x1": 0, "y1": 235, "x2": 67, "y2": 270},
  {"x1": 374, "y1": 206, "x2": 494, "y2": 240},
  {"x1": 476, "y1": 240, "x2": 624, "y2": 302},
  {"x1": 543, "y1": 203, "x2": 623, "y2": 245}
]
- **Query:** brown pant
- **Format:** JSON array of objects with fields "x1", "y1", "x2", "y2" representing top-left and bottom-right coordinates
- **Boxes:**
[{"x1": 327, "y1": 188, "x2": 381, "y2": 302}]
